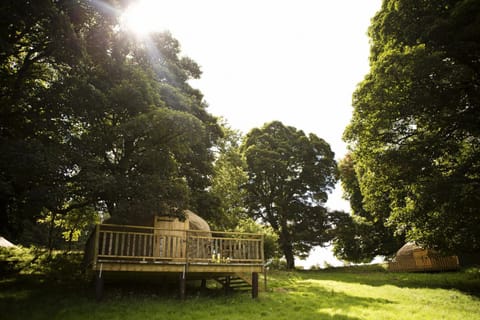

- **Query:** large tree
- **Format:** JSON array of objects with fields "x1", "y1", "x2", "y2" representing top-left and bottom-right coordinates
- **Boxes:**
[
  {"x1": 62, "y1": 29, "x2": 220, "y2": 223},
  {"x1": 242, "y1": 121, "x2": 338, "y2": 269},
  {"x1": 0, "y1": 0, "x2": 220, "y2": 242},
  {"x1": 0, "y1": 0, "x2": 90, "y2": 240},
  {"x1": 345, "y1": 0, "x2": 480, "y2": 256}
]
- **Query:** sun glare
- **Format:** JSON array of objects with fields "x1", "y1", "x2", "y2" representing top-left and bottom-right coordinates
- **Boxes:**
[{"x1": 120, "y1": 0, "x2": 177, "y2": 36}]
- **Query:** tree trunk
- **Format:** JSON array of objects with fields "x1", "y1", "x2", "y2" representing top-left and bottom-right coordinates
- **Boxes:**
[
  {"x1": 283, "y1": 244, "x2": 295, "y2": 270},
  {"x1": 279, "y1": 229, "x2": 295, "y2": 270},
  {"x1": 47, "y1": 212, "x2": 57, "y2": 257}
]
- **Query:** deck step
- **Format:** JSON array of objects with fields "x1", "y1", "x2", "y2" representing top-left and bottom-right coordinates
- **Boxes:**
[{"x1": 215, "y1": 274, "x2": 252, "y2": 291}]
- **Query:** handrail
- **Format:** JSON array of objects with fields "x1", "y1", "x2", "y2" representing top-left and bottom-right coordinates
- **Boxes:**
[{"x1": 99, "y1": 223, "x2": 263, "y2": 237}]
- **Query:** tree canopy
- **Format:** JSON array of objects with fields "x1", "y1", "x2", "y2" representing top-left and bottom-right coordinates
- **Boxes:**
[
  {"x1": 242, "y1": 121, "x2": 338, "y2": 269},
  {"x1": 0, "y1": 0, "x2": 221, "y2": 242},
  {"x1": 344, "y1": 0, "x2": 480, "y2": 255}
]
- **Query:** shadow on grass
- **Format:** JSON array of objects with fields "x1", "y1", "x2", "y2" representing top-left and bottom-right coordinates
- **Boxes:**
[
  {"x1": 4, "y1": 267, "x2": 477, "y2": 320},
  {"x1": 0, "y1": 273, "x2": 393, "y2": 320},
  {"x1": 296, "y1": 267, "x2": 480, "y2": 298},
  {"x1": 0, "y1": 275, "x2": 94, "y2": 320}
]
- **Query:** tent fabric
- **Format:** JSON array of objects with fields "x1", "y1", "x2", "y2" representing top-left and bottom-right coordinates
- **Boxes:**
[
  {"x1": 0, "y1": 236, "x2": 16, "y2": 248},
  {"x1": 185, "y1": 210, "x2": 211, "y2": 232},
  {"x1": 395, "y1": 242, "x2": 425, "y2": 258}
]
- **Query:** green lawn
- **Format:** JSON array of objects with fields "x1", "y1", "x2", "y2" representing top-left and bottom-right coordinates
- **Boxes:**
[{"x1": 1, "y1": 267, "x2": 479, "y2": 320}]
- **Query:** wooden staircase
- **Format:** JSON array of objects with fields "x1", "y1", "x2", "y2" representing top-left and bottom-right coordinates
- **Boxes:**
[{"x1": 215, "y1": 273, "x2": 252, "y2": 291}]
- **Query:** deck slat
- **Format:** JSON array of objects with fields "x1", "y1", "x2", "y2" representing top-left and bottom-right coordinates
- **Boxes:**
[
  {"x1": 119, "y1": 233, "x2": 124, "y2": 256},
  {"x1": 132, "y1": 234, "x2": 136, "y2": 257},
  {"x1": 126, "y1": 234, "x2": 131, "y2": 256},
  {"x1": 114, "y1": 232, "x2": 119, "y2": 256}
]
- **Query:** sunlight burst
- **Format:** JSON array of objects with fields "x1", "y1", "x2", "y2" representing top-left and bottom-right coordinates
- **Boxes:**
[{"x1": 120, "y1": 0, "x2": 179, "y2": 36}]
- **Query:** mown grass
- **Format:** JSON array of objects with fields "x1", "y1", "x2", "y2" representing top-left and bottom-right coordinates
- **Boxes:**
[{"x1": 1, "y1": 265, "x2": 480, "y2": 320}]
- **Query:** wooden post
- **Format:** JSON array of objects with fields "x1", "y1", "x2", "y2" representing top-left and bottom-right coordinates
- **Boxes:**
[
  {"x1": 260, "y1": 234, "x2": 265, "y2": 263},
  {"x1": 179, "y1": 273, "x2": 186, "y2": 300},
  {"x1": 224, "y1": 276, "x2": 231, "y2": 295},
  {"x1": 252, "y1": 272, "x2": 259, "y2": 299},
  {"x1": 185, "y1": 230, "x2": 190, "y2": 264},
  {"x1": 95, "y1": 269, "x2": 104, "y2": 302},
  {"x1": 200, "y1": 279, "x2": 207, "y2": 292},
  {"x1": 94, "y1": 226, "x2": 102, "y2": 303},
  {"x1": 93, "y1": 224, "x2": 100, "y2": 267},
  {"x1": 264, "y1": 267, "x2": 268, "y2": 291},
  {"x1": 179, "y1": 272, "x2": 186, "y2": 300}
]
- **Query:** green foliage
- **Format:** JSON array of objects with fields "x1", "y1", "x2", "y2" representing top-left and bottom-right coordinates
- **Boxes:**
[
  {"x1": 267, "y1": 257, "x2": 288, "y2": 270},
  {"x1": 332, "y1": 154, "x2": 403, "y2": 263},
  {"x1": 233, "y1": 218, "x2": 280, "y2": 260},
  {"x1": 345, "y1": 0, "x2": 480, "y2": 255},
  {"x1": 465, "y1": 266, "x2": 480, "y2": 279},
  {"x1": 319, "y1": 263, "x2": 389, "y2": 273},
  {"x1": 34, "y1": 206, "x2": 98, "y2": 251},
  {"x1": 0, "y1": 246, "x2": 36, "y2": 275},
  {"x1": 242, "y1": 121, "x2": 338, "y2": 269},
  {"x1": 0, "y1": 246, "x2": 84, "y2": 281},
  {"x1": 208, "y1": 122, "x2": 248, "y2": 229},
  {"x1": 0, "y1": 0, "x2": 88, "y2": 242},
  {"x1": 0, "y1": 1, "x2": 220, "y2": 243}
]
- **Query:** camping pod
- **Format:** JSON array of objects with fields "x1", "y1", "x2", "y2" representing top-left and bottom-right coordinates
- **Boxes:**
[
  {"x1": 152, "y1": 210, "x2": 212, "y2": 260},
  {"x1": 388, "y1": 242, "x2": 459, "y2": 272}
]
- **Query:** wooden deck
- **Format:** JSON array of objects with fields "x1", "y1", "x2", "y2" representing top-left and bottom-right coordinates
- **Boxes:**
[{"x1": 85, "y1": 223, "x2": 265, "y2": 299}]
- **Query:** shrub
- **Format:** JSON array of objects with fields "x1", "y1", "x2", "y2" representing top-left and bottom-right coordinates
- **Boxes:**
[
  {"x1": 0, "y1": 246, "x2": 39, "y2": 275},
  {"x1": 0, "y1": 246, "x2": 85, "y2": 282},
  {"x1": 233, "y1": 218, "x2": 280, "y2": 260},
  {"x1": 268, "y1": 257, "x2": 288, "y2": 270}
]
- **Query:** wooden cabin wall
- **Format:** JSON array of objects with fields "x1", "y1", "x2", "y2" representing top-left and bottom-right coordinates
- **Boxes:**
[{"x1": 153, "y1": 216, "x2": 188, "y2": 259}]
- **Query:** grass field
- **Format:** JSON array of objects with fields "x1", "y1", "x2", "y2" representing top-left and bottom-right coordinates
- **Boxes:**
[{"x1": 1, "y1": 265, "x2": 479, "y2": 320}]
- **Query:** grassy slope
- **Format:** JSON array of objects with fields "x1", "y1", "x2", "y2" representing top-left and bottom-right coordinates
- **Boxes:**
[{"x1": 1, "y1": 267, "x2": 479, "y2": 320}]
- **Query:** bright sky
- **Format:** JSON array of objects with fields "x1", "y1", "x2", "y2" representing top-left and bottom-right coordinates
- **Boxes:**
[
  {"x1": 122, "y1": 0, "x2": 382, "y2": 214},
  {"x1": 122, "y1": 0, "x2": 383, "y2": 267}
]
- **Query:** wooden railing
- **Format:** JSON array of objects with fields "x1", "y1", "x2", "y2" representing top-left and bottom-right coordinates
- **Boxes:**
[
  {"x1": 92, "y1": 224, "x2": 264, "y2": 265},
  {"x1": 388, "y1": 255, "x2": 459, "y2": 272}
]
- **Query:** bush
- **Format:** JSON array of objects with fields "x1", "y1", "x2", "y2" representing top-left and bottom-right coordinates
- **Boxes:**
[
  {"x1": 0, "y1": 246, "x2": 38, "y2": 275},
  {"x1": 0, "y1": 246, "x2": 85, "y2": 282},
  {"x1": 43, "y1": 251, "x2": 85, "y2": 282},
  {"x1": 321, "y1": 263, "x2": 388, "y2": 273},
  {"x1": 464, "y1": 267, "x2": 480, "y2": 279},
  {"x1": 267, "y1": 257, "x2": 288, "y2": 270},
  {"x1": 233, "y1": 218, "x2": 280, "y2": 260}
]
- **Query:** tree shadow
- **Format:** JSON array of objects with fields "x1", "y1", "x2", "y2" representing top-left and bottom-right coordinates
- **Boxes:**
[
  {"x1": 298, "y1": 269, "x2": 480, "y2": 298},
  {"x1": 0, "y1": 275, "x2": 93, "y2": 320},
  {"x1": 0, "y1": 273, "x2": 392, "y2": 320},
  {"x1": 3, "y1": 269, "x2": 478, "y2": 319}
]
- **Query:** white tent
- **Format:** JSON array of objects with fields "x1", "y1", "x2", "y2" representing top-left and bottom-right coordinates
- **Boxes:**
[{"x1": 0, "y1": 236, "x2": 16, "y2": 248}]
